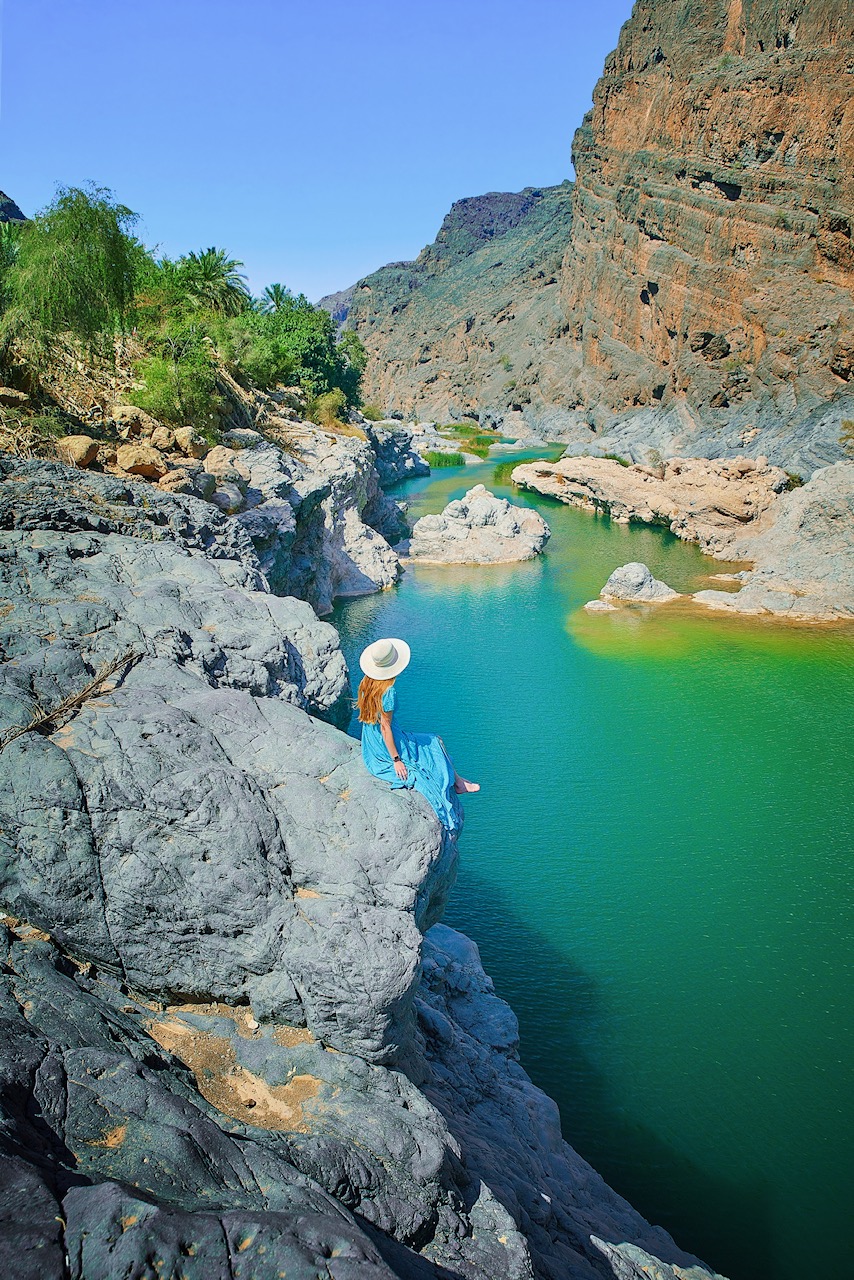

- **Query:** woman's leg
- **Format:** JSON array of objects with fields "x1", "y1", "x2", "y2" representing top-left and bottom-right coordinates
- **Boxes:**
[
  {"x1": 436, "y1": 736, "x2": 480, "y2": 793},
  {"x1": 453, "y1": 769, "x2": 480, "y2": 794}
]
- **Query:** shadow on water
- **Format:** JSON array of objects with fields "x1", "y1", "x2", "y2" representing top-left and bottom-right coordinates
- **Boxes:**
[{"x1": 443, "y1": 868, "x2": 776, "y2": 1280}]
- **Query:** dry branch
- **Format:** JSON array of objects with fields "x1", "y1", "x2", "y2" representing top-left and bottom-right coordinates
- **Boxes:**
[{"x1": 0, "y1": 650, "x2": 140, "y2": 752}]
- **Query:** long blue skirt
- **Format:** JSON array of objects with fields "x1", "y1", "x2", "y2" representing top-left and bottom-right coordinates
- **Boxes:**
[{"x1": 361, "y1": 723, "x2": 463, "y2": 834}]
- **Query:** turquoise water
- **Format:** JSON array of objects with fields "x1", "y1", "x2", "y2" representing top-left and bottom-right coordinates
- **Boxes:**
[{"x1": 332, "y1": 451, "x2": 854, "y2": 1280}]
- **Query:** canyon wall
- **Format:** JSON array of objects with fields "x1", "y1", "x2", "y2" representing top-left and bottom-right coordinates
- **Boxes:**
[
  {"x1": 328, "y1": 0, "x2": 854, "y2": 475},
  {"x1": 560, "y1": 0, "x2": 854, "y2": 470},
  {"x1": 322, "y1": 184, "x2": 579, "y2": 436}
]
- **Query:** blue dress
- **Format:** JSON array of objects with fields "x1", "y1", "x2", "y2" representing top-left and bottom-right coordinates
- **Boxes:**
[{"x1": 361, "y1": 686, "x2": 464, "y2": 833}]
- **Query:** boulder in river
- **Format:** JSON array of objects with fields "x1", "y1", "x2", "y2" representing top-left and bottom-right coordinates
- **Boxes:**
[
  {"x1": 599, "y1": 562, "x2": 682, "y2": 603},
  {"x1": 399, "y1": 484, "x2": 550, "y2": 564}
]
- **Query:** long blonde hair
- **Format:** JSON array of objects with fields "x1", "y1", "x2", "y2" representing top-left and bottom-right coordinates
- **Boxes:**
[{"x1": 357, "y1": 676, "x2": 395, "y2": 724}]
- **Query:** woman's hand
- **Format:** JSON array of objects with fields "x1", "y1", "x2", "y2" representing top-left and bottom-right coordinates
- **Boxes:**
[{"x1": 394, "y1": 759, "x2": 408, "y2": 781}]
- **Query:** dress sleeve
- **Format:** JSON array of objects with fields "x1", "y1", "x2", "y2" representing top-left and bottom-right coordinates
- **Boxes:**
[{"x1": 381, "y1": 686, "x2": 396, "y2": 713}]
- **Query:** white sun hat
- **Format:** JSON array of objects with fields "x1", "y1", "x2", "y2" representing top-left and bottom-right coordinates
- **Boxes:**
[{"x1": 359, "y1": 637, "x2": 411, "y2": 680}]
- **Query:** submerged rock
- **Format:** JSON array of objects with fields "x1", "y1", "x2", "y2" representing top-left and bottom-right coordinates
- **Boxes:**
[
  {"x1": 600, "y1": 562, "x2": 681, "y2": 603},
  {"x1": 400, "y1": 484, "x2": 550, "y2": 564}
]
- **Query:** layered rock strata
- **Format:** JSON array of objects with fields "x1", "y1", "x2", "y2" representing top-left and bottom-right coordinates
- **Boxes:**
[
  {"x1": 0, "y1": 457, "x2": 727, "y2": 1279},
  {"x1": 557, "y1": 0, "x2": 854, "y2": 469},
  {"x1": 399, "y1": 485, "x2": 551, "y2": 564},
  {"x1": 327, "y1": 0, "x2": 854, "y2": 474}
]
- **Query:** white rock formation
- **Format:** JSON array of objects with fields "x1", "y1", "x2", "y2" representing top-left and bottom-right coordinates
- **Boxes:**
[
  {"x1": 599, "y1": 562, "x2": 682, "y2": 603},
  {"x1": 399, "y1": 485, "x2": 550, "y2": 564}
]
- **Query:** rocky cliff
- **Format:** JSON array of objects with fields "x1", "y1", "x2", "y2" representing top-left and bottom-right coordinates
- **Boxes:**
[
  {"x1": 321, "y1": 184, "x2": 578, "y2": 435},
  {"x1": 0, "y1": 191, "x2": 26, "y2": 223},
  {"x1": 327, "y1": 0, "x2": 854, "y2": 476},
  {"x1": 0, "y1": 455, "x2": 727, "y2": 1280},
  {"x1": 557, "y1": 0, "x2": 854, "y2": 473}
]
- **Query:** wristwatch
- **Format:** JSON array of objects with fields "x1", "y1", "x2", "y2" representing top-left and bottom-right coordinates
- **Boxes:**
[{"x1": 393, "y1": 754, "x2": 401, "y2": 762}]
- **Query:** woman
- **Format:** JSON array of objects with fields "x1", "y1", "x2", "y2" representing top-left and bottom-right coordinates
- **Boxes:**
[{"x1": 357, "y1": 637, "x2": 479, "y2": 833}]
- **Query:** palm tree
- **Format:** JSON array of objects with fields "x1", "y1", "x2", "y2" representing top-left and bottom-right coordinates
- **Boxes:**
[
  {"x1": 177, "y1": 247, "x2": 250, "y2": 316},
  {"x1": 260, "y1": 282, "x2": 292, "y2": 315}
]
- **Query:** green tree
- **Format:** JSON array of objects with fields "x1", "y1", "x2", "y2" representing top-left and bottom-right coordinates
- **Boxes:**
[
  {"x1": 174, "y1": 247, "x2": 250, "y2": 317},
  {"x1": 1, "y1": 184, "x2": 140, "y2": 359},
  {"x1": 130, "y1": 319, "x2": 223, "y2": 431},
  {"x1": 260, "y1": 282, "x2": 292, "y2": 314}
]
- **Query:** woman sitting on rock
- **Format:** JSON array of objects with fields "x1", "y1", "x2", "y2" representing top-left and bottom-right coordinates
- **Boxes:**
[{"x1": 357, "y1": 638, "x2": 479, "y2": 833}]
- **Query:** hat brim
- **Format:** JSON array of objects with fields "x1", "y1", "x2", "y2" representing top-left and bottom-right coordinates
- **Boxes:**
[{"x1": 359, "y1": 638, "x2": 411, "y2": 680}]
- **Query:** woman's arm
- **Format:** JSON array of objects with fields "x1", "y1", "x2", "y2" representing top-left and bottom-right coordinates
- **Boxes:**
[{"x1": 380, "y1": 711, "x2": 407, "y2": 780}]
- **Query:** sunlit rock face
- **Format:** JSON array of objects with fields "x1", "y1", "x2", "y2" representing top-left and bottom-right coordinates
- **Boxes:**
[
  {"x1": 321, "y1": 184, "x2": 579, "y2": 436},
  {"x1": 328, "y1": 0, "x2": 854, "y2": 473},
  {"x1": 559, "y1": 0, "x2": 854, "y2": 457}
]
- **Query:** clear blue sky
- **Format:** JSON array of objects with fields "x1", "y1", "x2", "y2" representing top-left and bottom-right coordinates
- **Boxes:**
[{"x1": 1, "y1": 0, "x2": 634, "y2": 300}]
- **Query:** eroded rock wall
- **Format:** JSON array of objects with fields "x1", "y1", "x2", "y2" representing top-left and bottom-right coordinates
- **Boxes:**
[
  {"x1": 559, "y1": 0, "x2": 854, "y2": 468},
  {"x1": 328, "y1": 0, "x2": 854, "y2": 473},
  {"x1": 323, "y1": 185, "x2": 578, "y2": 434}
]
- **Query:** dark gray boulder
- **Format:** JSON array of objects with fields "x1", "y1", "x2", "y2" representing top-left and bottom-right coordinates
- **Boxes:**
[{"x1": 0, "y1": 453, "x2": 729, "y2": 1280}]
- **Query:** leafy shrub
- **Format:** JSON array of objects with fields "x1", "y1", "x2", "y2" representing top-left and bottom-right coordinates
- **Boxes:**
[
  {"x1": 498, "y1": 354, "x2": 512, "y2": 371},
  {"x1": 213, "y1": 312, "x2": 294, "y2": 389},
  {"x1": 308, "y1": 388, "x2": 348, "y2": 428},
  {"x1": 361, "y1": 403, "x2": 384, "y2": 421},
  {"x1": 129, "y1": 321, "x2": 223, "y2": 432},
  {"x1": 840, "y1": 420, "x2": 854, "y2": 457},
  {"x1": 785, "y1": 471, "x2": 804, "y2": 489},
  {"x1": 603, "y1": 453, "x2": 631, "y2": 467}
]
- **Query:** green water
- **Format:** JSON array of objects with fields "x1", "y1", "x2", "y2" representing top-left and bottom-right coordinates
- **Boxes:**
[{"x1": 332, "y1": 451, "x2": 854, "y2": 1280}]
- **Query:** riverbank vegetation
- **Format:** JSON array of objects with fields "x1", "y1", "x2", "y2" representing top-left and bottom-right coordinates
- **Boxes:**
[
  {"x1": 0, "y1": 184, "x2": 367, "y2": 445},
  {"x1": 424, "y1": 450, "x2": 465, "y2": 467},
  {"x1": 437, "y1": 424, "x2": 502, "y2": 459}
]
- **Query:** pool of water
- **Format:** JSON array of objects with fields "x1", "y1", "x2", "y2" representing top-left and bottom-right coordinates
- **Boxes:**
[{"x1": 332, "y1": 450, "x2": 854, "y2": 1280}]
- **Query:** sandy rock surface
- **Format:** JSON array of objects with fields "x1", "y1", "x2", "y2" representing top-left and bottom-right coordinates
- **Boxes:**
[
  {"x1": 399, "y1": 484, "x2": 550, "y2": 564},
  {"x1": 517, "y1": 453, "x2": 854, "y2": 621},
  {"x1": 512, "y1": 455, "x2": 788, "y2": 556},
  {"x1": 55, "y1": 434, "x2": 99, "y2": 468},
  {"x1": 693, "y1": 461, "x2": 854, "y2": 620},
  {"x1": 115, "y1": 441, "x2": 169, "y2": 478}
]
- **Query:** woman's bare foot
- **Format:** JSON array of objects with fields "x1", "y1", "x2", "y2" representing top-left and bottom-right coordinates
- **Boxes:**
[{"x1": 454, "y1": 774, "x2": 480, "y2": 794}]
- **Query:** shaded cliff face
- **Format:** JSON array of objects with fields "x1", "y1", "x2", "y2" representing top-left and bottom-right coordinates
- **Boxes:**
[
  {"x1": 325, "y1": 184, "x2": 578, "y2": 433},
  {"x1": 562, "y1": 0, "x2": 854, "y2": 439},
  {"x1": 0, "y1": 190, "x2": 26, "y2": 222},
  {"x1": 330, "y1": 0, "x2": 854, "y2": 472}
]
